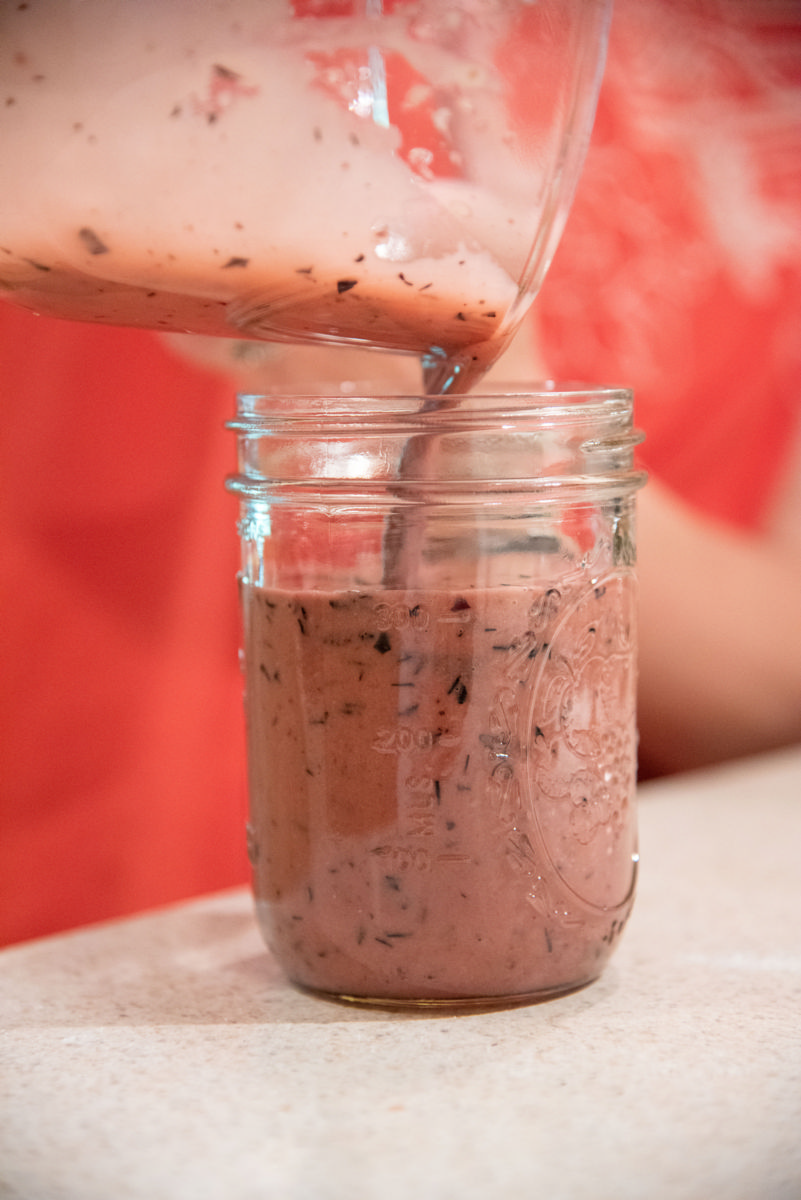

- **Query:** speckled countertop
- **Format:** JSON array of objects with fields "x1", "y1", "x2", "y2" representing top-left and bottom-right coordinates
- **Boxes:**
[{"x1": 1, "y1": 748, "x2": 800, "y2": 1200}]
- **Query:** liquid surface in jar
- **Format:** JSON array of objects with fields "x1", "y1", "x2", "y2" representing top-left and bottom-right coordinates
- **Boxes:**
[{"x1": 243, "y1": 578, "x2": 638, "y2": 1003}]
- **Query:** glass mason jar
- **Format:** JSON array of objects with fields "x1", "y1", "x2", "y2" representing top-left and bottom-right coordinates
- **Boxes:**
[{"x1": 227, "y1": 388, "x2": 646, "y2": 1007}]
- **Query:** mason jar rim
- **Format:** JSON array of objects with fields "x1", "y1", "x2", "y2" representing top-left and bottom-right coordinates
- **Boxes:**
[
  {"x1": 227, "y1": 384, "x2": 635, "y2": 433},
  {"x1": 226, "y1": 383, "x2": 647, "y2": 502}
]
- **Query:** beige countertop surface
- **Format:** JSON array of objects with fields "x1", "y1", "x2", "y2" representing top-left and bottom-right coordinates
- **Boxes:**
[{"x1": 1, "y1": 747, "x2": 800, "y2": 1200}]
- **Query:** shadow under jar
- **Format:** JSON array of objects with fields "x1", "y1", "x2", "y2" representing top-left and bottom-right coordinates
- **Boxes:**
[{"x1": 227, "y1": 387, "x2": 646, "y2": 1008}]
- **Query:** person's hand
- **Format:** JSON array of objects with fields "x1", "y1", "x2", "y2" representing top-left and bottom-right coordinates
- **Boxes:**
[{"x1": 637, "y1": 477, "x2": 801, "y2": 775}]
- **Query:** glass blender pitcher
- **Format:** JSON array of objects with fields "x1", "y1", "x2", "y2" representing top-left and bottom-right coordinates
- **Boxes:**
[{"x1": 0, "y1": 0, "x2": 612, "y2": 392}]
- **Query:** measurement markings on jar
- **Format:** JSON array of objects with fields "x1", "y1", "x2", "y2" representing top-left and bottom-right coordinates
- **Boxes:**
[
  {"x1": 369, "y1": 846, "x2": 471, "y2": 872},
  {"x1": 371, "y1": 845, "x2": 431, "y2": 872},
  {"x1": 401, "y1": 773, "x2": 437, "y2": 837},
  {"x1": 373, "y1": 602, "x2": 430, "y2": 632},
  {"x1": 371, "y1": 726, "x2": 461, "y2": 753}
]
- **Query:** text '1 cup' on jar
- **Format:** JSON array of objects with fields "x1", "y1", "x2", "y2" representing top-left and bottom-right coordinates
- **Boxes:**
[{"x1": 227, "y1": 387, "x2": 646, "y2": 1008}]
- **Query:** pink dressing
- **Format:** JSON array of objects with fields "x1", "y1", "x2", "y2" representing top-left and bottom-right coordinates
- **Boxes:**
[{"x1": 243, "y1": 579, "x2": 638, "y2": 1002}]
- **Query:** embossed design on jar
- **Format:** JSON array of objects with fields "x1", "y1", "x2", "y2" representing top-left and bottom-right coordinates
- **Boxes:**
[
  {"x1": 519, "y1": 573, "x2": 638, "y2": 912},
  {"x1": 472, "y1": 573, "x2": 637, "y2": 926}
]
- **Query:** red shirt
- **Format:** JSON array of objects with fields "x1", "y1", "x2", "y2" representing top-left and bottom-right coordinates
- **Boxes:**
[
  {"x1": 0, "y1": 311, "x2": 249, "y2": 944},
  {"x1": 536, "y1": 0, "x2": 801, "y2": 530},
  {"x1": 2, "y1": 0, "x2": 799, "y2": 944}
]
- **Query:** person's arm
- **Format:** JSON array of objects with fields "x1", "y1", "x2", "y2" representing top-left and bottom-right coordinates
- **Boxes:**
[{"x1": 636, "y1": 477, "x2": 801, "y2": 776}]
